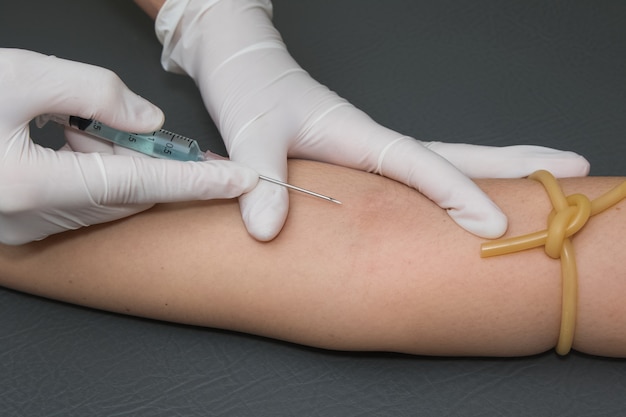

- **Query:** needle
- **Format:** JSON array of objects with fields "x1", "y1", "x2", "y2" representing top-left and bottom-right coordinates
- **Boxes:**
[{"x1": 259, "y1": 175, "x2": 342, "y2": 205}]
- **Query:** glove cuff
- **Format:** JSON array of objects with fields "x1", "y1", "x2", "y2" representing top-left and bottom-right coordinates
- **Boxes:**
[
  {"x1": 155, "y1": 0, "x2": 192, "y2": 74},
  {"x1": 155, "y1": 0, "x2": 275, "y2": 76}
]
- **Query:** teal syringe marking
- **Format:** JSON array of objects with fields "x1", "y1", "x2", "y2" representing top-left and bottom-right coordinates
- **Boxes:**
[{"x1": 37, "y1": 115, "x2": 341, "y2": 204}]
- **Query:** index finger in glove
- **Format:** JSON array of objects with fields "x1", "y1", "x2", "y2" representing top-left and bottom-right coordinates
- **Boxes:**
[
  {"x1": 80, "y1": 153, "x2": 260, "y2": 205},
  {"x1": 423, "y1": 142, "x2": 590, "y2": 179},
  {"x1": 376, "y1": 137, "x2": 508, "y2": 239},
  {"x1": 3, "y1": 149, "x2": 258, "y2": 212}
]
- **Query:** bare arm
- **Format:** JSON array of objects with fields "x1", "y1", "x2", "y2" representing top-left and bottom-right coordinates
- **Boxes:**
[
  {"x1": 134, "y1": 0, "x2": 166, "y2": 20},
  {"x1": 0, "y1": 160, "x2": 625, "y2": 357}
]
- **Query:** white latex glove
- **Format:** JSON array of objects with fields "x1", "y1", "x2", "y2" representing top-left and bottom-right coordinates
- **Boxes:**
[
  {"x1": 155, "y1": 0, "x2": 590, "y2": 240},
  {"x1": 0, "y1": 48, "x2": 259, "y2": 245}
]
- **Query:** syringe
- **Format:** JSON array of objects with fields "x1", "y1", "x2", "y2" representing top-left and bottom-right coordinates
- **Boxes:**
[{"x1": 37, "y1": 115, "x2": 341, "y2": 204}]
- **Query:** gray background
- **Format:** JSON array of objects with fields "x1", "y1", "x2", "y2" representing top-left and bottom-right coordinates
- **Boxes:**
[{"x1": 1, "y1": 1, "x2": 626, "y2": 415}]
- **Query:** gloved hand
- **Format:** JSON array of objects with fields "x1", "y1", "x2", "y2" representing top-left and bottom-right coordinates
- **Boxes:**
[
  {"x1": 0, "y1": 48, "x2": 258, "y2": 245},
  {"x1": 155, "y1": 0, "x2": 590, "y2": 240}
]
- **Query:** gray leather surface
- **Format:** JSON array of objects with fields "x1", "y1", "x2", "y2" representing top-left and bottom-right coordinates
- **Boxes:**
[{"x1": 2, "y1": 1, "x2": 626, "y2": 415}]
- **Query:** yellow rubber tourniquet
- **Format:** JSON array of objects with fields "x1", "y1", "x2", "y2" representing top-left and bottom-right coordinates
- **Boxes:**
[{"x1": 480, "y1": 171, "x2": 626, "y2": 355}]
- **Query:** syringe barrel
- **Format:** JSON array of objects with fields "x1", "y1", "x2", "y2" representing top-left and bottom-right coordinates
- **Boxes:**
[{"x1": 69, "y1": 116, "x2": 204, "y2": 162}]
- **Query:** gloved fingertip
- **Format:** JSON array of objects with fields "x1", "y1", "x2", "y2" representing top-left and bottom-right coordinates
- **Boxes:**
[
  {"x1": 239, "y1": 169, "x2": 262, "y2": 194},
  {"x1": 247, "y1": 221, "x2": 283, "y2": 242},
  {"x1": 189, "y1": 161, "x2": 259, "y2": 199},
  {"x1": 541, "y1": 149, "x2": 591, "y2": 178},
  {"x1": 243, "y1": 204, "x2": 287, "y2": 241},
  {"x1": 572, "y1": 154, "x2": 591, "y2": 177},
  {"x1": 239, "y1": 183, "x2": 289, "y2": 241},
  {"x1": 448, "y1": 204, "x2": 508, "y2": 239},
  {"x1": 134, "y1": 99, "x2": 165, "y2": 132},
  {"x1": 94, "y1": 94, "x2": 165, "y2": 134}
]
